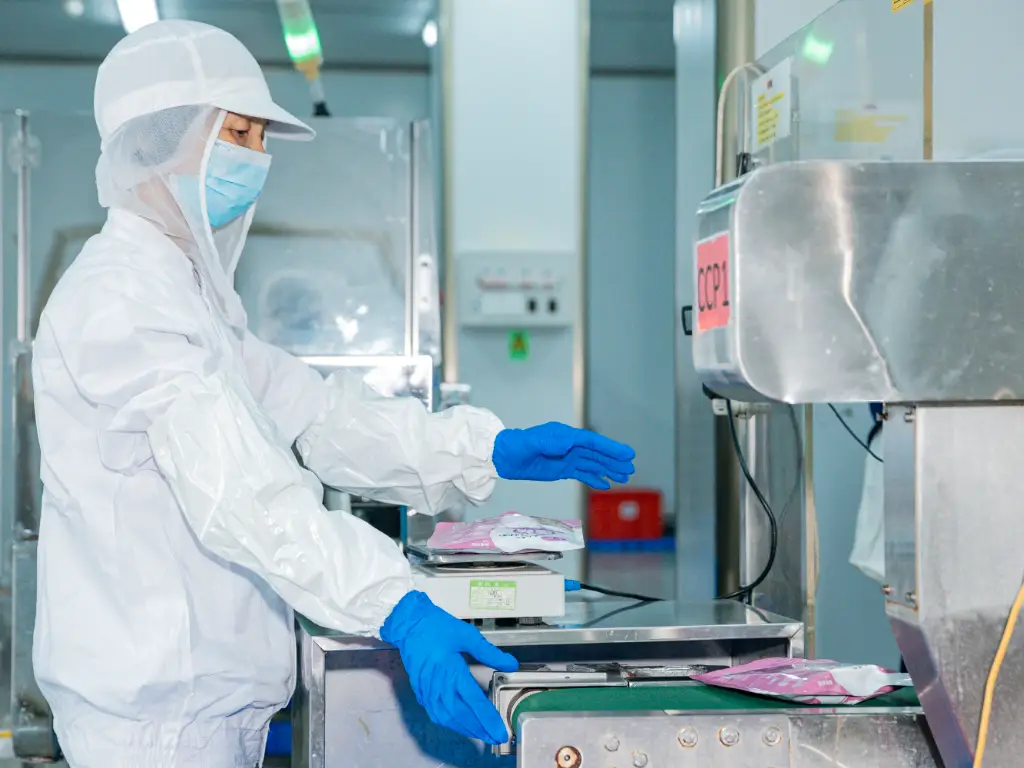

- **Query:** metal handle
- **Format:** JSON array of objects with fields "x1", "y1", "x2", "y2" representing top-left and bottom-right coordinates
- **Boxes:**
[
  {"x1": 681, "y1": 305, "x2": 693, "y2": 336},
  {"x1": 405, "y1": 126, "x2": 419, "y2": 358}
]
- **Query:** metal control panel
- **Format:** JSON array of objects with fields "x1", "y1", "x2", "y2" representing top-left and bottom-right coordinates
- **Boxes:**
[{"x1": 456, "y1": 252, "x2": 576, "y2": 328}]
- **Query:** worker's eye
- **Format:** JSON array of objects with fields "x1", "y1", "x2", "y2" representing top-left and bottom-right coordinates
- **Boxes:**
[{"x1": 233, "y1": 129, "x2": 249, "y2": 142}]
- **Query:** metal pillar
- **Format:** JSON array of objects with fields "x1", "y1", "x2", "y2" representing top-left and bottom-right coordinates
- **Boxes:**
[{"x1": 712, "y1": 0, "x2": 754, "y2": 598}]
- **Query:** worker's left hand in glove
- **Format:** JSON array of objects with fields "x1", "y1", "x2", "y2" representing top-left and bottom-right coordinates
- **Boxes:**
[
  {"x1": 381, "y1": 590, "x2": 519, "y2": 744},
  {"x1": 492, "y1": 422, "x2": 636, "y2": 490}
]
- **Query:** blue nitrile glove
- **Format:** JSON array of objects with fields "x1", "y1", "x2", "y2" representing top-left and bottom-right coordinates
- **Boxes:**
[
  {"x1": 492, "y1": 422, "x2": 636, "y2": 490},
  {"x1": 381, "y1": 590, "x2": 519, "y2": 744}
]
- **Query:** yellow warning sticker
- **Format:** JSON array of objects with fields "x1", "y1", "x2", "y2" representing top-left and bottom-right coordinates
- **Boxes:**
[
  {"x1": 750, "y1": 58, "x2": 792, "y2": 153},
  {"x1": 892, "y1": 0, "x2": 914, "y2": 10},
  {"x1": 756, "y1": 92, "x2": 787, "y2": 148},
  {"x1": 834, "y1": 109, "x2": 907, "y2": 143}
]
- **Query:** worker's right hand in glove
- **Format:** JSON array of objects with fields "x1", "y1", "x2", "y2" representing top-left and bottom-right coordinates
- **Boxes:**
[{"x1": 381, "y1": 590, "x2": 519, "y2": 744}]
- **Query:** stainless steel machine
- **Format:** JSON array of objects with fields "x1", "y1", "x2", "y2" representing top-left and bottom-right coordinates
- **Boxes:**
[
  {"x1": 691, "y1": 157, "x2": 1024, "y2": 767},
  {"x1": 368, "y1": 156, "x2": 1024, "y2": 768},
  {"x1": 493, "y1": 159, "x2": 1024, "y2": 768},
  {"x1": 292, "y1": 599, "x2": 805, "y2": 768}
]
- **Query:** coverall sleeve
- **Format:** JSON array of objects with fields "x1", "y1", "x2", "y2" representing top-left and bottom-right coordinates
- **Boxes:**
[
  {"x1": 240, "y1": 329, "x2": 330, "y2": 445},
  {"x1": 240, "y1": 330, "x2": 505, "y2": 515},
  {"x1": 57, "y1": 279, "x2": 412, "y2": 635}
]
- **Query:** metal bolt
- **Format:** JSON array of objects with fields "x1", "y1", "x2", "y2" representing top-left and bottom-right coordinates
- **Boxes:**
[
  {"x1": 881, "y1": 585, "x2": 893, "y2": 596},
  {"x1": 719, "y1": 726, "x2": 741, "y2": 747},
  {"x1": 604, "y1": 735, "x2": 620, "y2": 752},
  {"x1": 762, "y1": 726, "x2": 783, "y2": 747},
  {"x1": 632, "y1": 751, "x2": 649, "y2": 768},
  {"x1": 555, "y1": 746, "x2": 582, "y2": 768},
  {"x1": 678, "y1": 727, "x2": 699, "y2": 748},
  {"x1": 906, "y1": 591, "x2": 917, "y2": 605}
]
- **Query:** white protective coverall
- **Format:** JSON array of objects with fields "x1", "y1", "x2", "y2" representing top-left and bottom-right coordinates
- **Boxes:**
[{"x1": 32, "y1": 20, "x2": 503, "y2": 767}]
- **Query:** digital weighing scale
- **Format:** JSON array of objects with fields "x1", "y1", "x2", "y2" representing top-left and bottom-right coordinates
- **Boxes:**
[{"x1": 406, "y1": 545, "x2": 567, "y2": 621}]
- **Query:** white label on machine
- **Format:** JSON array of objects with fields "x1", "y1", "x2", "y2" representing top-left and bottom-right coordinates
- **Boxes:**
[
  {"x1": 750, "y1": 57, "x2": 793, "y2": 152},
  {"x1": 469, "y1": 579, "x2": 517, "y2": 611},
  {"x1": 480, "y1": 291, "x2": 526, "y2": 316}
]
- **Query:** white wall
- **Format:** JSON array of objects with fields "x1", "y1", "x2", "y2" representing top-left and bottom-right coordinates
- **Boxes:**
[
  {"x1": 587, "y1": 74, "x2": 677, "y2": 519},
  {"x1": 932, "y1": 0, "x2": 1024, "y2": 158}
]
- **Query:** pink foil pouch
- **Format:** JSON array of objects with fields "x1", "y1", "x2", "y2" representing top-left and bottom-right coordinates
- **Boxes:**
[
  {"x1": 693, "y1": 658, "x2": 912, "y2": 705},
  {"x1": 426, "y1": 512, "x2": 584, "y2": 554}
]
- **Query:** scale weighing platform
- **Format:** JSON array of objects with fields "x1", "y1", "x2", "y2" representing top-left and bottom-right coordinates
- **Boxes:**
[{"x1": 406, "y1": 545, "x2": 566, "y2": 621}]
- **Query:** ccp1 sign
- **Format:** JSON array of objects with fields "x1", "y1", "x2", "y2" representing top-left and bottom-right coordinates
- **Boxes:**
[{"x1": 696, "y1": 234, "x2": 731, "y2": 332}]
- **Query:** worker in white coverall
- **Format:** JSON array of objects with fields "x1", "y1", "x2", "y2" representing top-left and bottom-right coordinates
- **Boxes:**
[{"x1": 31, "y1": 20, "x2": 636, "y2": 767}]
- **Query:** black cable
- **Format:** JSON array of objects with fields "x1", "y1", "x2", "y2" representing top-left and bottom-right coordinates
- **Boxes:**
[
  {"x1": 578, "y1": 582, "x2": 663, "y2": 603},
  {"x1": 580, "y1": 599, "x2": 656, "y2": 628},
  {"x1": 828, "y1": 404, "x2": 882, "y2": 462},
  {"x1": 867, "y1": 419, "x2": 883, "y2": 450},
  {"x1": 777, "y1": 405, "x2": 803, "y2": 528},
  {"x1": 717, "y1": 400, "x2": 779, "y2": 603}
]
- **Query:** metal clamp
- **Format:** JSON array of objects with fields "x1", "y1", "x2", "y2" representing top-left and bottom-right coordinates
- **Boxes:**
[
  {"x1": 681, "y1": 305, "x2": 693, "y2": 336},
  {"x1": 711, "y1": 399, "x2": 771, "y2": 418}
]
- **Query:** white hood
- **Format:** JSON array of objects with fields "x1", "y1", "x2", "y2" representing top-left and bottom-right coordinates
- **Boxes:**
[{"x1": 92, "y1": 20, "x2": 313, "y2": 329}]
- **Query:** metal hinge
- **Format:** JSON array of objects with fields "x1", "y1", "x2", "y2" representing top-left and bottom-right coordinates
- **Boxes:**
[{"x1": 711, "y1": 399, "x2": 771, "y2": 418}]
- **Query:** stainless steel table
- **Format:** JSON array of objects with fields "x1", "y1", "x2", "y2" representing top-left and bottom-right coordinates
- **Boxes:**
[{"x1": 291, "y1": 598, "x2": 803, "y2": 768}]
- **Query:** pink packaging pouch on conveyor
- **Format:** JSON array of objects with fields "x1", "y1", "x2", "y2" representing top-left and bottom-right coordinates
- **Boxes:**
[
  {"x1": 426, "y1": 512, "x2": 585, "y2": 554},
  {"x1": 692, "y1": 658, "x2": 913, "y2": 705}
]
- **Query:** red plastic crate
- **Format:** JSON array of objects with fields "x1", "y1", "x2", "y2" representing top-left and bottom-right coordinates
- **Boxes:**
[{"x1": 588, "y1": 489, "x2": 662, "y2": 540}]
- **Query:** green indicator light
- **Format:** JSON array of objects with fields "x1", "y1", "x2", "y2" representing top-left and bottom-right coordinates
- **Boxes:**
[
  {"x1": 278, "y1": 0, "x2": 323, "y2": 64},
  {"x1": 284, "y1": 27, "x2": 322, "y2": 61},
  {"x1": 802, "y1": 34, "x2": 834, "y2": 64}
]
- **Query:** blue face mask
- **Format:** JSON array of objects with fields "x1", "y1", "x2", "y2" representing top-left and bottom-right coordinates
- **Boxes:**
[{"x1": 203, "y1": 139, "x2": 272, "y2": 228}]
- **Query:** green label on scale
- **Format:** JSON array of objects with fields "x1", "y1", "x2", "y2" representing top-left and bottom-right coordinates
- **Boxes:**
[
  {"x1": 509, "y1": 330, "x2": 530, "y2": 360},
  {"x1": 469, "y1": 579, "x2": 517, "y2": 611}
]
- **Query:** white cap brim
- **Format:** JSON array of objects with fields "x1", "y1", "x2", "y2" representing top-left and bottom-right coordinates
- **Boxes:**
[{"x1": 214, "y1": 92, "x2": 316, "y2": 141}]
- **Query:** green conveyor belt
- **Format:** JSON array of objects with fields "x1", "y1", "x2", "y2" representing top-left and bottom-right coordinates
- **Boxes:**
[{"x1": 512, "y1": 683, "x2": 920, "y2": 738}]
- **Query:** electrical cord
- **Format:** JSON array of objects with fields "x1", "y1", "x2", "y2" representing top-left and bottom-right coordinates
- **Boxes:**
[
  {"x1": 579, "y1": 582, "x2": 663, "y2": 602},
  {"x1": 974, "y1": 576, "x2": 1024, "y2": 767},
  {"x1": 777, "y1": 404, "x2": 804, "y2": 528},
  {"x1": 566, "y1": 579, "x2": 662, "y2": 603},
  {"x1": 829, "y1": 404, "x2": 882, "y2": 462},
  {"x1": 717, "y1": 400, "x2": 779, "y2": 603},
  {"x1": 580, "y1": 599, "x2": 656, "y2": 628}
]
